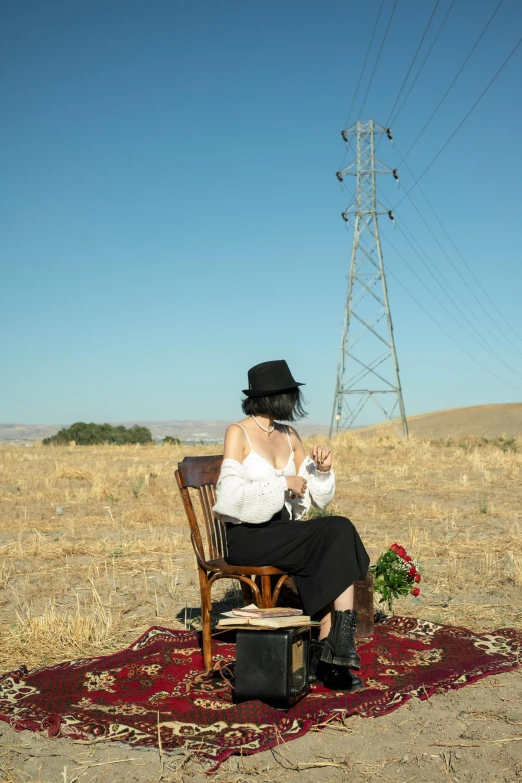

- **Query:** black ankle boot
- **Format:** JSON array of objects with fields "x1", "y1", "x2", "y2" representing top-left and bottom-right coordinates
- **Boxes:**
[
  {"x1": 320, "y1": 610, "x2": 360, "y2": 669},
  {"x1": 310, "y1": 639, "x2": 364, "y2": 692},
  {"x1": 316, "y1": 661, "x2": 364, "y2": 692}
]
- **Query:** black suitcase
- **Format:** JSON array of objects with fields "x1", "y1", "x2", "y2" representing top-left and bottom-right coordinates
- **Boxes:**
[{"x1": 233, "y1": 627, "x2": 311, "y2": 708}]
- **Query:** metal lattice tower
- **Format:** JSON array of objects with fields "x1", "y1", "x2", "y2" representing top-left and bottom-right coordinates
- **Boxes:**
[{"x1": 329, "y1": 120, "x2": 408, "y2": 437}]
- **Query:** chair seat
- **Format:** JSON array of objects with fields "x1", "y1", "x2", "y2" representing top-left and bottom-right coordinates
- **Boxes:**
[{"x1": 206, "y1": 558, "x2": 286, "y2": 576}]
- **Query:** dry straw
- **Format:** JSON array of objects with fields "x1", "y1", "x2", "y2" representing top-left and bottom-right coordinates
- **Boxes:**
[{"x1": 0, "y1": 433, "x2": 521, "y2": 671}]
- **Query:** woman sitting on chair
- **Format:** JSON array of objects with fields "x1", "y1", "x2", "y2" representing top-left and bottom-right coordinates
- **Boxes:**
[{"x1": 213, "y1": 360, "x2": 370, "y2": 692}]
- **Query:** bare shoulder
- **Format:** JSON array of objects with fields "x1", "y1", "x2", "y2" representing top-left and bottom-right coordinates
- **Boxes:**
[
  {"x1": 285, "y1": 425, "x2": 303, "y2": 446},
  {"x1": 224, "y1": 423, "x2": 248, "y2": 461},
  {"x1": 225, "y1": 423, "x2": 247, "y2": 443}
]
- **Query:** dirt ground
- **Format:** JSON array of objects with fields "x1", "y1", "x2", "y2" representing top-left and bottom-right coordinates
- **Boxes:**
[{"x1": 0, "y1": 432, "x2": 521, "y2": 781}]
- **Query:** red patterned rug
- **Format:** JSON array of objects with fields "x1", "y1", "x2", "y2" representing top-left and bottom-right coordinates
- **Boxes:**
[{"x1": 1, "y1": 616, "x2": 521, "y2": 770}]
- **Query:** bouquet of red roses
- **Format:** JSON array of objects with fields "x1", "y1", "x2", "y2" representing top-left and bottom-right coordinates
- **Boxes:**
[{"x1": 370, "y1": 543, "x2": 421, "y2": 612}]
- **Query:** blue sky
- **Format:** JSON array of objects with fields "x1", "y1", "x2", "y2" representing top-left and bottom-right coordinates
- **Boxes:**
[{"x1": 2, "y1": 0, "x2": 521, "y2": 426}]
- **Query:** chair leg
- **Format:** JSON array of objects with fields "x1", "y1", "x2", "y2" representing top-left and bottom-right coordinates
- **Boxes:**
[
  {"x1": 240, "y1": 579, "x2": 253, "y2": 606},
  {"x1": 198, "y1": 572, "x2": 213, "y2": 674},
  {"x1": 271, "y1": 574, "x2": 291, "y2": 607},
  {"x1": 354, "y1": 571, "x2": 374, "y2": 638},
  {"x1": 201, "y1": 590, "x2": 212, "y2": 673},
  {"x1": 260, "y1": 575, "x2": 272, "y2": 609}
]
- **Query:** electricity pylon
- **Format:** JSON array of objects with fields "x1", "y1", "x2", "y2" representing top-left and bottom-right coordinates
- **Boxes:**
[{"x1": 329, "y1": 120, "x2": 408, "y2": 437}]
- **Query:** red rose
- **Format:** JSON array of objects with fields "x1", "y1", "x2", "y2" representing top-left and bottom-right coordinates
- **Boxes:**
[
  {"x1": 411, "y1": 587, "x2": 420, "y2": 596},
  {"x1": 397, "y1": 547, "x2": 407, "y2": 559},
  {"x1": 414, "y1": 573, "x2": 421, "y2": 583},
  {"x1": 390, "y1": 543, "x2": 400, "y2": 553},
  {"x1": 404, "y1": 555, "x2": 412, "y2": 563},
  {"x1": 409, "y1": 567, "x2": 417, "y2": 577}
]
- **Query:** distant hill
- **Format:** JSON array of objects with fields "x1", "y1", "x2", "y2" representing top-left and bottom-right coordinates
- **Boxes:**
[
  {"x1": 0, "y1": 419, "x2": 330, "y2": 444},
  {"x1": 3, "y1": 404, "x2": 521, "y2": 444},
  {"x1": 358, "y1": 403, "x2": 522, "y2": 439}
]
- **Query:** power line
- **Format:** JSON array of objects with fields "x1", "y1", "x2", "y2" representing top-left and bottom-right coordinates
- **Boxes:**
[
  {"x1": 414, "y1": 182, "x2": 522, "y2": 345},
  {"x1": 341, "y1": 0, "x2": 385, "y2": 131},
  {"x1": 391, "y1": 218, "x2": 522, "y2": 376},
  {"x1": 382, "y1": 0, "x2": 441, "y2": 134},
  {"x1": 401, "y1": 0, "x2": 506, "y2": 162},
  {"x1": 408, "y1": 187, "x2": 522, "y2": 356},
  {"x1": 383, "y1": 234, "x2": 522, "y2": 393},
  {"x1": 394, "y1": 217, "x2": 520, "y2": 367},
  {"x1": 394, "y1": 33, "x2": 522, "y2": 207},
  {"x1": 380, "y1": 202, "x2": 522, "y2": 373},
  {"x1": 338, "y1": 0, "x2": 386, "y2": 172},
  {"x1": 392, "y1": 159, "x2": 522, "y2": 357},
  {"x1": 357, "y1": 0, "x2": 399, "y2": 119},
  {"x1": 389, "y1": 0, "x2": 456, "y2": 127}
]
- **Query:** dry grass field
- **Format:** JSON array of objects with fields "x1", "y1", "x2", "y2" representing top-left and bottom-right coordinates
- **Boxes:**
[{"x1": 0, "y1": 431, "x2": 521, "y2": 782}]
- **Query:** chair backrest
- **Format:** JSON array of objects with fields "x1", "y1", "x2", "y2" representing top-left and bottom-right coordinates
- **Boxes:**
[{"x1": 175, "y1": 455, "x2": 225, "y2": 567}]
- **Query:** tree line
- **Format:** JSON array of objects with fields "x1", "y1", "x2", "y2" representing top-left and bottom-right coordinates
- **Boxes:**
[{"x1": 43, "y1": 422, "x2": 154, "y2": 446}]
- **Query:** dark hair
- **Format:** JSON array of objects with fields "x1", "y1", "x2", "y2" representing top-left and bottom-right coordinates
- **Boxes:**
[{"x1": 241, "y1": 388, "x2": 307, "y2": 422}]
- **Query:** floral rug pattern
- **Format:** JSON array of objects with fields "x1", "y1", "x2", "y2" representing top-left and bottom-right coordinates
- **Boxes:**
[{"x1": 1, "y1": 617, "x2": 521, "y2": 770}]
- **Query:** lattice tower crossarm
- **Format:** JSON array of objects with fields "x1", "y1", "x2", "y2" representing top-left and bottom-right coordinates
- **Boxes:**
[{"x1": 330, "y1": 120, "x2": 408, "y2": 438}]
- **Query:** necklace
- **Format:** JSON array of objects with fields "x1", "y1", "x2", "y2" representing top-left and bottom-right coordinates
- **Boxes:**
[{"x1": 250, "y1": 415, "x2": 275, "y2": 435}]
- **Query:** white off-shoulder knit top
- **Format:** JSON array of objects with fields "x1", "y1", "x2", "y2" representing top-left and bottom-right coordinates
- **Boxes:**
[{"x1": 212, "y1": 424, "x2": 335, "y2": 525}]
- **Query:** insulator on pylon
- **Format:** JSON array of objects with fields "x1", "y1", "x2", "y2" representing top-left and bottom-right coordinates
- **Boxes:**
[
  {"x1": 392, "y1": 169, "x2": 399, "y2": 181},
  {"x1": 341, "y1": 130, "x2": 348, "y2": 142},
  {"x1": 386, "y1": 127, "x2": 393, "y2": 141},
  {"x1": 336, "y1": 171, "x2": 343, "y2": 182},
  {"x1": 341, "y1": 212, "x2": 349, "y2": 223},
  {"x1": 388, "y1": 210, "x2": 395, "y2": 222}
]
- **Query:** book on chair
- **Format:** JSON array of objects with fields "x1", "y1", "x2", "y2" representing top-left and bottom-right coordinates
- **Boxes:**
[
  {"x1": 232, "y1": 604, "x2": 303, "y2": 619},
  {"x1": 217, "y1": 604, "x2": 311, "y2": 629},
  {"x1": 216, "y1": 615, "x2": 312, "y2": 629}
]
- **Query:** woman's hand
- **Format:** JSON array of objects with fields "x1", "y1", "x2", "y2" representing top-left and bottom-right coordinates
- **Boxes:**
[
  {"x1": 309, "y1": 445, "x2": 333, "y2": 472},
  {"x1": 286, "y1": 476, "x2": 308, "y2": 498}
]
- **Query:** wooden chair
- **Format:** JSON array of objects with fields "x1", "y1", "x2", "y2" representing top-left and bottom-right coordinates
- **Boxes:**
[{"x1": 175, "y1": 455, "x2": 292, "y2": 673}]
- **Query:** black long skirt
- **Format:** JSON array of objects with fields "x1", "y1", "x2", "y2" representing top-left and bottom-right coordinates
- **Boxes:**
[{"x1": 225, "y1": 514, "x2": 370, "y2": 618}]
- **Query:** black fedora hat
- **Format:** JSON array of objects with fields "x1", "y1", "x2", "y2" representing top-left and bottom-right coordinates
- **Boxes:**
[{"x1": 242, "y1": 360, "x2": 305, "y2": 398}]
